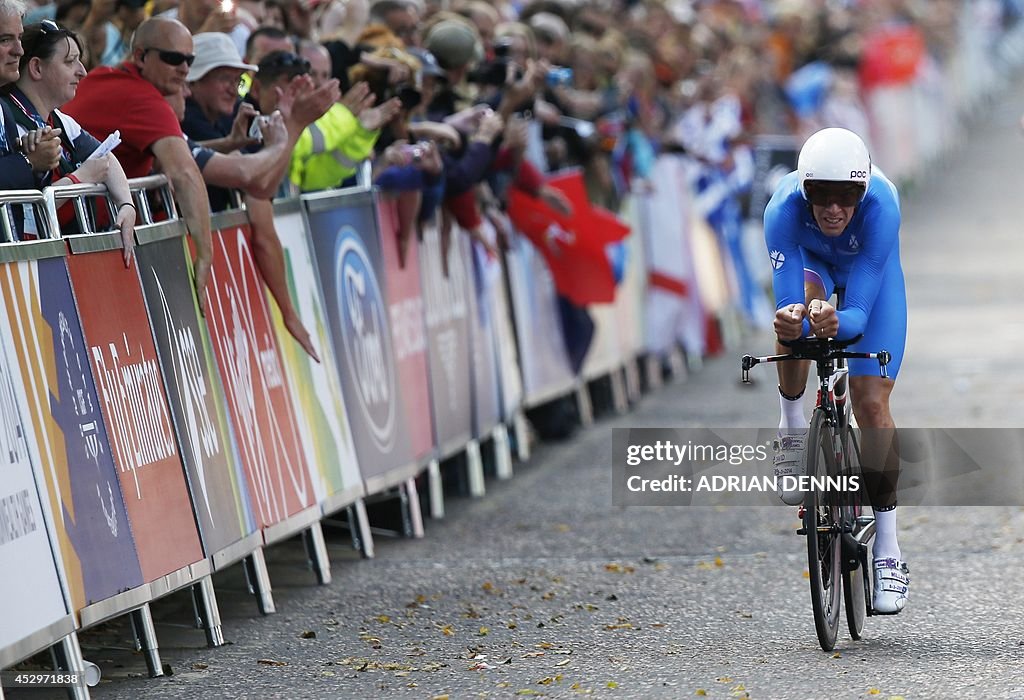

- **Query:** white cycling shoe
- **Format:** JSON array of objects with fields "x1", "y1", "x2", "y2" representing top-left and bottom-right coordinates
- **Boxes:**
[
  {"x1": 772, "y1": 433, "x2": 806, "y2": 506},
  {"x1": 872, "y1": 557, "x2": 910, "y2": 614}
]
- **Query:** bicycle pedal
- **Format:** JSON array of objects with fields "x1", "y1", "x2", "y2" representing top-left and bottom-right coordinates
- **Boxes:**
[{"x1": 796, "y1": 527, "x2": 806, "y2": 535}]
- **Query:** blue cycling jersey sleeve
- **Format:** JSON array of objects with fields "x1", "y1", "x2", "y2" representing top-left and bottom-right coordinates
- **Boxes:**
[
  {"x1": 764, "y1": 171, "x2": 812, "y2": 336},
  {"x1": 763, "y1": 170, "x2": 901, "y2": 340},
  {"x1": 839, "y1": 176, "x2": 900, "y2": 337}
]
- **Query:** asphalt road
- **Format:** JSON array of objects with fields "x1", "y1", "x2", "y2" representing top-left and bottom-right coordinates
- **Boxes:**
[{"x1": 10, "y1": 77, "x2": 1024, "y2": 700}]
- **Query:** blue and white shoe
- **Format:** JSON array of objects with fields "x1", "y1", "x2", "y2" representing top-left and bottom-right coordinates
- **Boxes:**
[
  {"x1": 772, "y1": 433, "x2": 806, "y2": 506},
  {"x1": 872, "y1": 558, "x2": 910, "y2": 614}
]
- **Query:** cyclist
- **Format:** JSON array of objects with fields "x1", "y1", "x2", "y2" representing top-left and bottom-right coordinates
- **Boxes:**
[{"x1": 763, "y1": 127, "x2": 909, "y2": 614}]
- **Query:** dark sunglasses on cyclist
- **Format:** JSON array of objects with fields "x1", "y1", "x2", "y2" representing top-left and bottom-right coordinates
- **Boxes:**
[
  {"x1": 804, "y1": 181, "x2": 865, "y2": 208},
  {"x1": 143, "y1": 48, "x2": 196, "y2": 67}
]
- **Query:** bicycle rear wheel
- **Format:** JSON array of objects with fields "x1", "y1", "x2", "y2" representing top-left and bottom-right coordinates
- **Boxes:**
[
  {"x1": 804, "y1": 409, "x2": 842, "y2": 651},
  {"x1": 841, "y1": 424, "x2": 867, "y2": 640}
]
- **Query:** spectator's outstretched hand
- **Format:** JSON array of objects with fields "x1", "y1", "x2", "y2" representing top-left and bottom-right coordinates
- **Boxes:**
[
  {"x1": 411, "y1": 121, "x2": 461, "y2": 149},
  {"x1": 229, "y1": 102, "x2": 260, "y2": 150},
  {"x1": 193, "y1": 253, "x2": 212, "y2": 316},
  {"x1": 260, "y1": 111, "x2": 288, "y2": 147},
  {"x1": 72, "y1": 154, "x2": 110, "y2": 183},
  {"x1": 471, "y1": 111, "x2": 505, "y2": 144},
  {"x1": 198, "y1": 5, "x2": 237, "y2": 34},
  {"x1": 283, "y1": 312, "x2": 320, "y2": 363},
  {"x1": 114, "y1": 201, "x2": 136, "y2": 269},
  {"x1": 340, "y1": 81, "x2": 373, "y2": 116},
  {"x1": 444, "y1": 104, "x2": 490, "y2": 133},
  {"x1": 358, "y1": 97, "x2": 401, "y2": 131},
  {"x1": 277, "y1": 75, "x2": 340, "y2": 130}
]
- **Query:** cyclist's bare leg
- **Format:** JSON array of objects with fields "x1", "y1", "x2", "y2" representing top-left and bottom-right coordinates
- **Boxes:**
[{"x1": 850, "y1": 375, "x2": 901, "y2": 561}]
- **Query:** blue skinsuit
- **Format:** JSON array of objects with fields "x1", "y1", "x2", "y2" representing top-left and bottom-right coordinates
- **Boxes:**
[{"x1": 763, "y1": 169, "x2": 906, "y2": 378}]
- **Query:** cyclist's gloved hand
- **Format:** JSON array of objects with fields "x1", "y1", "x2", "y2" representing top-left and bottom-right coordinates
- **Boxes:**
[
  {"x1": 774, "y1": 303, "x2": 806, "y2": 341},
  {"x1": 808, "y1": 299, "x2": 838, "y2": 338}
]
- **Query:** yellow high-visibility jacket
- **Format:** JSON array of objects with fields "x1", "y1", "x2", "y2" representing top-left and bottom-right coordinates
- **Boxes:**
[{"x1": 289, "y1": 103, "x2": 380, "y2": 192}]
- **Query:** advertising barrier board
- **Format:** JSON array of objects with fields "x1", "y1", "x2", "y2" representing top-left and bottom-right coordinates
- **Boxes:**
[
  {"x1": 204, "y1": 213, "x2": 315, "y2": 529},
  {"x1": 0, "y1": 247, "x2": 144, "y2": 611},
  {"x1": 269, "y1": 200, "x2": 362, "y2": 510}
]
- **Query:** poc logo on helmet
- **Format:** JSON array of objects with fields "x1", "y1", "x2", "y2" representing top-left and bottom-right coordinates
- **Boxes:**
[{"x1": 850, "y1": 170, "x2": 868, "y2": 179}]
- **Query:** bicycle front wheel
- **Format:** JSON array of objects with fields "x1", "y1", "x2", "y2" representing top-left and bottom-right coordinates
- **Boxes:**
[
  {"x1": 804, "y1": 409, "x2": 842, "y2": 651},
  {"x1": 842, "y1": 424, "x2": 867, "y2": 640}
]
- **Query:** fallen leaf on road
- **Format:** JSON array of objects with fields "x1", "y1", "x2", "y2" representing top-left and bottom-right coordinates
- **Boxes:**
[
  {"x1": 300, "y1": 630, "x2": 317, "y2": 639},
  {"x1": 257, "y1": 659, "x2": 287, "y2": 666},
  {"x1": 524, "y1": 652, "x2": 545, "y2": 658},
  {"x1": 607, "y1": 681, "x2": 619, "y2": 688},
  {"x1": 696, "y1": 690, "x2": 707, "y2": 697},
  {"x1": 802, "y1": 570, "x2": 810, "y2": 579},
  {"x1": 439, "y1": 624, "x2": 455, "y2": 636},
  {"x1": 516, "y1": 690, "x2": 540, "y2": 696},
  {"x1": 555, "y1": 659, "x2": 571, "y2": 667},
  {"x1": 832, "y1": 652, "x2": 841, "y2": 659},
  {"x1": 538, "y1": 675, "x2": 563, "y2": 685},
  {"x1": 192, "y1": 663, "x2": 208, "y2": 670},
  {"x1": 375, "y1": 615, "x2": 391, "y2": 624},
  {"x1": 468, "y1": 662, "x2": 496, "y2": 671},
  {"x1": 717, "y1": 677, "x2": 733, "y2": 682},
  {"x1": 714, "y1": 557, "x2": 724, "y2": 568},
  {"x1": 604, "y1": 563, "x2": 635, "y2": 574},
  {"x1": 867, "y1": 690, "x2": 881, "y2": 696},
  {"x1": 478, "y1": 627, "x2": 490, "y2": 636}
]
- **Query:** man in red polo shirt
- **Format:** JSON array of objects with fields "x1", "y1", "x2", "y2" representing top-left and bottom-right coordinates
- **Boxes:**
[{"x1": 64, "y1": 16, "x2": 213, "y2": 305}]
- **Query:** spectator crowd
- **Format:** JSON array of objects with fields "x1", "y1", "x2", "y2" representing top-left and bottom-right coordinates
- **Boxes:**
[{"x1": 0, "y1": 0, "x2": 1018, "y2": 354}]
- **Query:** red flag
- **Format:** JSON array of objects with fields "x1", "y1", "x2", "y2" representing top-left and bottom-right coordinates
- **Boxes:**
[{"x1": 507, "y1": 170, "x2": 630, "y2": 305}]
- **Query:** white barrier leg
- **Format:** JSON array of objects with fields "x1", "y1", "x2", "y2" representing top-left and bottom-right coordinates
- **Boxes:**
[
  {"x1": 191, "y1": 577, "x2": 224, "y2": 648},
  {"x1": 492, "y1": 424, "x2": 514, "y2": 480},
  {"x1": 645, "y1": 354, "x2": 663, "y2": 391},
  {"x1": 129, "y1": 603, "x2": 163, "y2": 677},
  {"x1": 610, "y1": 367, "x2": 629, "y2": 415},
  {"x1": 576, "y1": 384, "x2": 594, "y2": 428},
  {"x1": 625, "y1": 357, "x2": 642, "y2": 404},
  {"x1": 243, "y1": 548, "x2": 276, "y2": 615},
  {"x1": 513, "y1": 410, "x2": 531, "y2": 462},
  {"x1": 668, "y1": 346, "x2": 687, "y2": 381},
  {"x1": 303, "y1": 522, "x2": 331, "y2": 585},
  {"x1": 404, "y1": 478, "x2": 424, "y2": 538},
  {"x1": 427, "y1": 459, "x2": 444, "y2": 519},
  {"x1": 349, "y1": 500, "x2": 375, "y2": 559},
  {"x1": 466, "y1": 440, "x2": 486, "y2": 497}
]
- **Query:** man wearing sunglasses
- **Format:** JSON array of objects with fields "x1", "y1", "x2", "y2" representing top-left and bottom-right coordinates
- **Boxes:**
[
  {"x1": 63, "y1": 16, "x2": 214, "y2": 307},
  {"x1": 764, "y1": 127, "x2": 909, "y2": 615}
]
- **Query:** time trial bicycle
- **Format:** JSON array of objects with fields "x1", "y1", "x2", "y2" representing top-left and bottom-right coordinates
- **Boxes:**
[{"x1": 742, "y1": 334, "x2": 890, "y2": 650}]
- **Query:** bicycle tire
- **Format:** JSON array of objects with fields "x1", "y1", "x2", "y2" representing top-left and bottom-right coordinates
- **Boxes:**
[
  {"x1": 804, "y1": 409, "x2": 843, "y2": 651},
  {"x1": 841, "y1": 424, "x2": 867, "y2": 640}
]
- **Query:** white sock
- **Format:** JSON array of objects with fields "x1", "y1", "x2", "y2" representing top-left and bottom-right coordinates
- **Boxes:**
[
  {"x1": 778, "y1": 390, "x2": 805, "y2": 432},
  {"x1": 872, "y1": 508, "x2": 901, "y2": 562}
]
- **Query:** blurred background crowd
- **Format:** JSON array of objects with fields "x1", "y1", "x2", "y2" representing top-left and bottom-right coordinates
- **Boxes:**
[{"x1": 8, "y1": 0, "x2": 1024, "y2": 400}]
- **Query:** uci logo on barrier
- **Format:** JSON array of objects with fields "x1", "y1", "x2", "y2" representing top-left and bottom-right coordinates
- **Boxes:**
[{"x1": 336, "y1": 227, "x2": 397, "y2": 453}]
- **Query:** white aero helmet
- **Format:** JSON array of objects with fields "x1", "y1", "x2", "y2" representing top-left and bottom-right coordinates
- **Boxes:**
[{"x1": 797, "y1": 127, "x2": 871, "y2": 201}]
